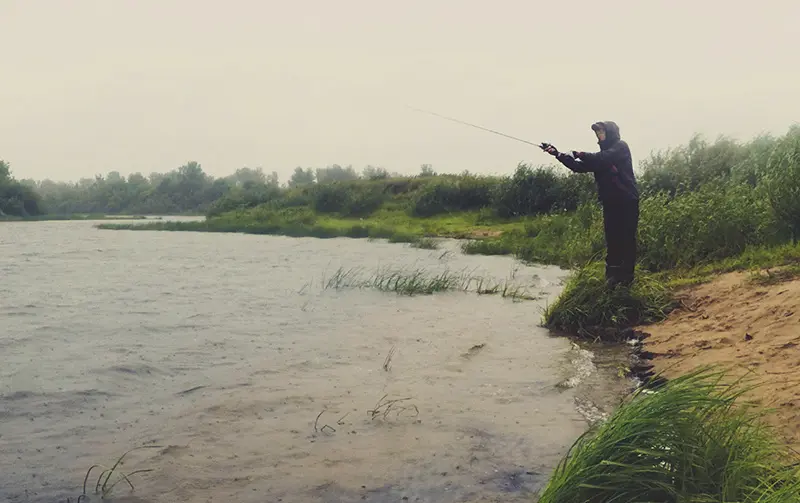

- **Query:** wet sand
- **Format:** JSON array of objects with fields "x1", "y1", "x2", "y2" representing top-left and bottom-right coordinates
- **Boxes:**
[{"x1": 642, "y1": 270, "x2": 800, "y2": 450}]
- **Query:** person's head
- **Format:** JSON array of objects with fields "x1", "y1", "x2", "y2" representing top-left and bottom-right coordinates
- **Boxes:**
[
  {"x1": 591, "y1": 121, "x2": 620, "y2": 148},
  {"x1": 592, "y1": 124, "x2": 606, "y2": 142}
]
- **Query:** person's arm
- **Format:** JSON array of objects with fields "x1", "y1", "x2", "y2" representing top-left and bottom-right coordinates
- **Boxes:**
[
  {"x1": 555, "y1": 152, "x2": 592, "y2": 173},
  {"x1": 574, "y1": 142, "x2": 627, "y2": 172},
  {"x1": 542, "y1": 144, "x2": 593, "y2": 173}
]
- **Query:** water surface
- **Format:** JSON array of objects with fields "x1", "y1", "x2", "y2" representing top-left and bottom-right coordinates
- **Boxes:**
[{"x1": 0, "y1": 220, "x2": 629, "y2": 502}]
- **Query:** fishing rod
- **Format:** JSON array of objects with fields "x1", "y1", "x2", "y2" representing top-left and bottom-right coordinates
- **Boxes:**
[{"x1": 406, "y1": 105, "x2": 554, "y2": 152}]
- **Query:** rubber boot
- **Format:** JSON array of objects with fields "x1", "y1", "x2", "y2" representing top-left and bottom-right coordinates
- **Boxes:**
[{"x1": 605, "y1": 265, "x2": 629, "y2": 289}]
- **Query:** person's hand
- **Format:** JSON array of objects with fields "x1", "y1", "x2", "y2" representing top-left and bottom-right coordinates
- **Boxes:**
[
  {"x1": 572, "y1": 150, "x2": 586, "y2": 159},
  {"x1": 540, "y1": 143, "x2": 559, "y2": 156}
]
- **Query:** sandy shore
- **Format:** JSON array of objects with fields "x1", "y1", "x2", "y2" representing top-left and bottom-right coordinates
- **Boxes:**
[{"x1": 641, "y1": 270, "x2": 800, "y2": 451}]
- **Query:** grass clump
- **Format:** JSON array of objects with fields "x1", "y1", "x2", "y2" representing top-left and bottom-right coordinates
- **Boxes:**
[
  {"x1": 66, "y1": 445, "x2": 161, "y2": 502},
  {"x1": 543, "y1": 262, "x2": 676, "y2": 340},
  {"x1": 538, "y1": 367, "x2": 799, "y2": 503},
  {"x1": 408, "y1": 237, "x2": 439, "y2": 250},
  {"x1": 321, "y1": 266, "x2": 535, "y2": 300},
  {"x1": 323, "y1": 266, "x2": 472, "y2": 296}
]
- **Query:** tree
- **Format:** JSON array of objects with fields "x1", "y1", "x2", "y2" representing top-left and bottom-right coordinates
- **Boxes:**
[
  {"x1": 362, "y1": 165, "x2": 389, "y2": 180},
  {"x1": 229, "y1": 167, "x2": 267, "y2": 187},
  {"x1": 316, "y1": 164, "x2": 359, "y2": 184},
  {"x1": 0, "y1": 160, "x2": 44, "y2": 217},
  {"x1": 419, "y1": 164, "x2": 436, "y2": 177},
  {"x1": 289, "y1": 167, "x2": 315, "y2": 187}
]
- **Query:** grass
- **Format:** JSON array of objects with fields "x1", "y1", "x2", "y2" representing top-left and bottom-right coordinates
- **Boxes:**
[
  {"x1": 542, "y1": 263, "x2": 677, "y2": 340},
  {"x1": 540, "y1": 239, "x2": 800, "y2": 339},
  {"x1": 747, "y1": 264, "x2": 800, "y2": 286},
  {"x1": 97, "y1": 206, "x2": 524, "y2": 242},
  {"x1": 321, "y1": 266, "x2": 537, "y2": 300},
  {"x1": 538, "y1": 366, "x2": 800, "y2": 503},
  {"x1": 66, "y1": 445, "x2": 161, "y2": 502},
  {"x1": 408, "y1": 237, "x2": 440, "y2": 250}
]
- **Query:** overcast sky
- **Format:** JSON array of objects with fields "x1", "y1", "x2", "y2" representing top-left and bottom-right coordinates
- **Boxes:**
[{"x1": 2, "y1": 0, "x2": 798, "y2": 182}]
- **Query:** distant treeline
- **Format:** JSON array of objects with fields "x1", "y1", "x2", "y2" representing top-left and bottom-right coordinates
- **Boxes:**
[
  {"x1": 4, "y1": 162, "x2": 403, "y2": 217},
  {"x1": 0, "y1": 160, "x2": 43, "y2": 217}
]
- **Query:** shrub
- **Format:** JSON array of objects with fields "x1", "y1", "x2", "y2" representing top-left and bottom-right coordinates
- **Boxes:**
[
  {"x1": 309, "y1": 181, "x2": 387, "y2": 217},
  {"x1": 410, "y1": 175, "x2": 495, "y2": 217},
  {"x1": 761, "y1": 125, "x2": 800, "y2": 243},
  {"x1": 206, "y1": 183, "x2": 282, "y2": 217},
  {"x1": 637, "y1": 182, "x2": 780, "y2": 271},
  {"x1": 638, "y1": 134, "x2": 745, "y2": 197},
  {"x1": 491, "y1": 164, "x2": 563, "y2": 218}
]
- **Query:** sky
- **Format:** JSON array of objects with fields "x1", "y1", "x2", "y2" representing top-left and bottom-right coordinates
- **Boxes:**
[{"x1": 2, "y1": 0, "x2": 799, "y2": 182}]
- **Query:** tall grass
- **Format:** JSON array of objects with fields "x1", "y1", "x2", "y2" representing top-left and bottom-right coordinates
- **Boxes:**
[
  {"x1": 542, "y1": 263, "x2": 676, "y2": 339},
  {"x1": 321, "y1": 266, "x2": 535, "y2": 299},
  {"x1": 538, "y1": 367, "x2": 799, "y2": 503}
]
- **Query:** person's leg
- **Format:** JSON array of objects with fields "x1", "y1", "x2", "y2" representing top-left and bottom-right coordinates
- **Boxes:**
[{"x1": 603, "y1": 203, "x2": 624, "y2": 286}]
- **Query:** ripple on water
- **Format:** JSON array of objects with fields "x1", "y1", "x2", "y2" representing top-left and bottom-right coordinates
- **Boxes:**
[{"x1": 0, "y1": 221, "x2": 632, "y2": 503}]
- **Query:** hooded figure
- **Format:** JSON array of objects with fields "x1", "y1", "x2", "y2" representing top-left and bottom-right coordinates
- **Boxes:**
[{"x1": 544, "y1": 121, "x2": 640, "y2": 287}]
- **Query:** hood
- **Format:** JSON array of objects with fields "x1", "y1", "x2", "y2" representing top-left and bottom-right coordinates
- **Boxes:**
[{"x1": 592, "y1": 121, "x2": 621, "y2": 150}]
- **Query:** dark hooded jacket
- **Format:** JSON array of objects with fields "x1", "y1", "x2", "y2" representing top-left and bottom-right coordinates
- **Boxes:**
[{"x1": 555, "y1": 121, "x2": 639, "y2": 204}]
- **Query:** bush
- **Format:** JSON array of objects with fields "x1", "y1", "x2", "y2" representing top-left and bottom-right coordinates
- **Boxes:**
[
  {"x1": 492, "y1": 180, "x2": 783, "y2": 273},
  {"x1": 206, "y1": 183, "x2": 282, "y2": 218},
  {"x1": 638, "y1": 134, "x2": 745, "y2": 197},
  {"x1": 492, "y1": 165, "x2": 561, "y2": 218},
  {"x1": 761, "y1": 125, "x2": 800, "y2": 243},
  {"x1": 309, "y1": 181, "x2": 387, "y2": 217},
  {"x1": 637, "y1": 182, "x2": 780, "y2": 271},
  {"x1": 410, "y1": 175, "x2": 495, "y2": 217}
]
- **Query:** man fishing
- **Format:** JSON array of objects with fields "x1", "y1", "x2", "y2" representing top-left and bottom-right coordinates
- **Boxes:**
[{"x1": 542, "y1": 122, "x2": 640, "y2": 288}]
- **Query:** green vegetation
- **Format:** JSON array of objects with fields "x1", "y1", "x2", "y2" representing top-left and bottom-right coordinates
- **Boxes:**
[
  {"x1": 0, "y1": 160, "x2": 43, "y2": 217},
  {"x1": 543, "y1": 263, "x2": 676, "y2": 340},
  {"x1": 538, "y1": 367, "x2": 800, "y2": 503},
  {"x1": 16, "y1": 163, "x2": 403, "y2": 217},
  {"x1": 321, "y1": 266, "x2": 536, "y2": 299}
]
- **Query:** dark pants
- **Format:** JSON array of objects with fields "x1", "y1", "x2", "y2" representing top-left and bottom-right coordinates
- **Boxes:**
[{"x1": 602, "y1": 199, "x2": 639, "y2": 287}]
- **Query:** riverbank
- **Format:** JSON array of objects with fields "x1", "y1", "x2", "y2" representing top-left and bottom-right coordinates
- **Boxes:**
[{"x1": 640, "y1": 266, "x2": 800, "y2": 451}]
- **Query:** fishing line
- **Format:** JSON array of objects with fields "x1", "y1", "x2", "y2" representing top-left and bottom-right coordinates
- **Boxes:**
[{"x1": 406, "y1": 105, "x2": 545, "y2": 149}]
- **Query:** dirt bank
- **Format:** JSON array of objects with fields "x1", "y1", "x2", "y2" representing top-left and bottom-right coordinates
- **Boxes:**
[{"x1": 641, "y1": 270, "x2": 800, "y2": 450}]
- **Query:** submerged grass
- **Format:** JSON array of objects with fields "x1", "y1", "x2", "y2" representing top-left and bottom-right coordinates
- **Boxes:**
[
  {"x1": 321, "y1": 266, "x2": 537, "y2": 300},
  {"x1": 65, "y1": 445, "x2": 161, "y2": 503},
  {"x1": 538, "y1": 366, "x2": 800, "y2": 503}
]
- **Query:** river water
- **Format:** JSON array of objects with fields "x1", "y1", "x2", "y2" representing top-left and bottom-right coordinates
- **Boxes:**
[{"x1": 1, "y1": 219, "x2": 630, "y2": 503}]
